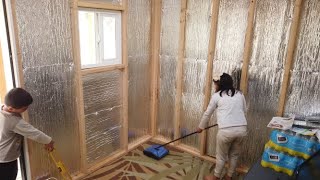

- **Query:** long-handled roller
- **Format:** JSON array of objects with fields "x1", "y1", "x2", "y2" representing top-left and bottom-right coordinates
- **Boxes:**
[{"x1": 143, "y1": 124, "x2": 218, "y2": 160}]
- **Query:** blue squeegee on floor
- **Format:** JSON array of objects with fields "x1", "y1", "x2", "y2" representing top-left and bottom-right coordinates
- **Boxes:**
[{"x1": 143, "y1": 124, "x2": 218, "y2": 160}]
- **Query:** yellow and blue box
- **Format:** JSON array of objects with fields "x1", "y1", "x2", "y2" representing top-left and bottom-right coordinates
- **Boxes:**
[
  {"x1": 266, "y1": 130, "x2": 320, "y2": 159},
  {"x1": 261, "y1": 147, "x2": 304, "y2": 176}
]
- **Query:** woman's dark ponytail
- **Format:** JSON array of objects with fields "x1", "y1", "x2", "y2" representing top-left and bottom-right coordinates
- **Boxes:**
[{"x1": 219, "y1": 73, "x2": 235, "y2": 97}]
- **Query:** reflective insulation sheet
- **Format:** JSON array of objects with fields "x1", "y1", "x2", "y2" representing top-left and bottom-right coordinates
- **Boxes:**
[
  {"x1": 82, "y1": 71, "x2": 122, "y2": 164},
  {"x1": 181, "y1": 0, "x2": 212, "y2": 149},
  {"x1": 14, "y1": 0, "x2": 80, "y2": 178},
  {"x1": 238, "y1": 0, "x2": 294, "y2": 167},
  {"x1": 284, "y1": 0, "x2": 320, "y2": 117},
  {"x1": 206, "y1": 0, "x2": 250, "y2": 157},
  {"x1": 157, "y1": 0, "x2": 181, "y2": 140},
  {"x1": 127, "y1": 0, "x2": 151, "y2": 143}
]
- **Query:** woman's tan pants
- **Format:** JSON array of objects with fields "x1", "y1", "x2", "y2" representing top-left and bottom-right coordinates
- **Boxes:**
[{"x1": 214, "y1": 126, "x2": 247, "y2": 178}]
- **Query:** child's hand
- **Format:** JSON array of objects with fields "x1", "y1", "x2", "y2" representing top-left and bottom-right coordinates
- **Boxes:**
[
  {"x1": 196, "y1": 127, "x2": 203, "y2": 133},
  {"x1": 45, "y1": 140, "x2": 54, "y2": 152}
]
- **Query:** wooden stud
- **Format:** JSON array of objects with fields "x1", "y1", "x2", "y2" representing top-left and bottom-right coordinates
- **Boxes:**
[
  {"x1": 128, "y1": 135, "x2": 152, "y2": 151},
  {"x1": 71, "y1": 150, "x2": 126, "y2": 180},
  {"x1": 81, "y1": 64, "x2": 125, "y2": 76},
  {"x1": 178, "y1": 144, "x2": 249, "y2": 174},
  {"x1": 87, "y1": 150, "x2": 127, "y2": 176},
  {"x1": 71, "y1": 171, "x2": 87, "y2": 180},
  {"x1": 121, "y1": 0, "x2": 129, "y2": 151},
  {"x1": 0, "y1": 43, "x2": 6, "y2": 101},
  {"x1": 152, "y1": 136, "x2": 168, "y2": 143},
  {"x1": 240, "y1": 0, "x2": 257, "y2": 95},
  {"x1": 277, "y1": 0, "x2": 303, "y2": 116},
  {"x1": 152, "y1": 134, "x2": 171, "y2": 143},
  {"x1": 174, "y1": 0, "x2": 187, "y2": 145},
  {"x1": 70, "y1": 0, "x2": 88, "y2": 172},
  {"x1": 78, "y1": 1, "x2": 125, "y2": 11},
  {"x1": 150, "y1": 0, "x2": 162, "y2": 137},
  {"x1": 200, "y1": 0, "x2": 220, "y2": 156},
  {"x1": 72, "y1": 135, "x2": 152, "y2": 180}
]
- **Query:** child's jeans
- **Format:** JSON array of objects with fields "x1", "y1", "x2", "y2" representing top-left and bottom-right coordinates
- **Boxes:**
[
  {"x1": 214, "y1": 126, "x2": 247, "y2": 178},
  {"x1": 0, "y1": 160, "x2": 18, "y2": 180}
]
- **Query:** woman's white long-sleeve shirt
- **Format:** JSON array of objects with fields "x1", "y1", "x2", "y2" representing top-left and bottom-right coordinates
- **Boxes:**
[{"x1": 199, "y1": 91, "x2": 247, "y2": 129}]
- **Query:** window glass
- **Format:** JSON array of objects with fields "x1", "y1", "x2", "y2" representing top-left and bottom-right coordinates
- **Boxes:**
[
  {"x1": 102, "y1": 16, "x2": 116, "y2": 60},
  {"x1": 79, "y1": 11, "x2": 96, "y2": 67},
  {"x1": 79, "y1": 10, "x2": 121, "y2": 69}
]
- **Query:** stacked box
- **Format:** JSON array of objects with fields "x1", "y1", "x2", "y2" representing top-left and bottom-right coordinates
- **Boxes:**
[{"x1": 261, "y1": 130, "x2": 320, "y2": 176}]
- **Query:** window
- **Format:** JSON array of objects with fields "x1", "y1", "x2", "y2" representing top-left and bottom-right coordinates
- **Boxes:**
[{"x1": 78, "y1": 9, "x2": 121, "y2": 68}]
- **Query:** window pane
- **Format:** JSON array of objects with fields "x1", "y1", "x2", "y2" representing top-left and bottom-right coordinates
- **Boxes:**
[
  {"x1": 79, "y1": 10, "x2": 121, "y2": 68},
  {"x1": 102, "y1": 16, "x2": 116, "y2": 59},
  {"x1": 79, "y1": 11, "x2": 96, "y2": 67}
]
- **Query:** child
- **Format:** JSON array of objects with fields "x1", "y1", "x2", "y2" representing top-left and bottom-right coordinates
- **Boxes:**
[
  {"x1": 197, "y1": 73, "x2": 247, "y2": 180},
  {"x1": 0, "y1": 88, "x2": 54, "y2": 180}
]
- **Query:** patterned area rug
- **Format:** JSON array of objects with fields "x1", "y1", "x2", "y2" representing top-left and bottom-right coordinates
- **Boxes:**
[{"x1": 83, "y1": 141, "x2": 244, "y2": 180}]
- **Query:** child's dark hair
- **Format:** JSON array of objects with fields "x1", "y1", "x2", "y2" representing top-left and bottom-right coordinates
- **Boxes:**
[
  {"x1": 5, "y1": 88, "x2": 33, "y2": 108},
  {"x1": 219, "y1": 73, "x2": 236, "y2": 97}
]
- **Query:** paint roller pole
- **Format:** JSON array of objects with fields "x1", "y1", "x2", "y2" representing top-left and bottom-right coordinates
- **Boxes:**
[{"x1": 156, "y1": 124, "x2": 218, "y2": 149}]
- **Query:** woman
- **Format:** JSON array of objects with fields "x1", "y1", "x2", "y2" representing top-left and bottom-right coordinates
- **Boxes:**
[{"x1": 197, "y1": 73, "x2": 247, "y2": 180}]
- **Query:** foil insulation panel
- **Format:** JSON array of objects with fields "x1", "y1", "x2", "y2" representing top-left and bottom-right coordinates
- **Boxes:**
[
  {"x1": 127, "y1": 0, "x2": 151, "y2": 143},
  {"x1": 157, "y1": 0, "x2": 181, "y2": 140},
  {"x1": 206, "y1": 0, "x2": 250, "y2": 157},
  {"x1": 82, "y1": 71, "x2": 122, "y2": 164},
  {"x1": 284, "y1": 0, "x2": 320, "y2": 117},
  {"x1": 238, "y1": 0, "x2": 294, "y2": 167},
  {"x1": 181, "y1": 0, "x2": 212, "y2": 149},
  {"x1": 14, "y1": 0, "x2": 80, "y2": 178}
]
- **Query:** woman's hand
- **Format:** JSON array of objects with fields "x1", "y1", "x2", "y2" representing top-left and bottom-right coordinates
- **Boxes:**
[{"x1": 196, "y1": 127, "x2": 203, "y2": 133}]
